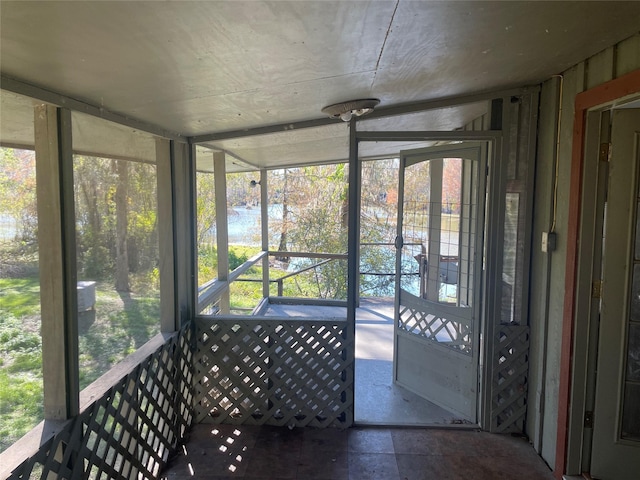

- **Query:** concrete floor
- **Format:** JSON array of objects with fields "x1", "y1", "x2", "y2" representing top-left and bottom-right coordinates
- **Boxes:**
[{"x1": 353, "y1": 297, "x2": 462, "y2": 426}]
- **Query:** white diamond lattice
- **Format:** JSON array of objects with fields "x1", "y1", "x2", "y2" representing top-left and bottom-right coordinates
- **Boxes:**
[
  {"x1": 194, "y1": 318, "x2": 353, "y2": 428},
  {"x1": 399, "y1": 304, "x2": 472, "y2": 354}
]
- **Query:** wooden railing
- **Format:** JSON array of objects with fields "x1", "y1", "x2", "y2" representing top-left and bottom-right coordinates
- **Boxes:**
[
  {"x1": 193, "y1": 251, "x2": 355, "y2": 429},
  {"x1": 2, "y1": 326, "x2": 194, "y2": 480},
  {"x1": 197, "y1": 250, "x2": 349, "y2": 315}
]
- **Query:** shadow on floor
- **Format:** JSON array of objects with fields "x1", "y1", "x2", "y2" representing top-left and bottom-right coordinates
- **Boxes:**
[{"x1": 161, "y1": 424, "x2": 554, "y2": 480}]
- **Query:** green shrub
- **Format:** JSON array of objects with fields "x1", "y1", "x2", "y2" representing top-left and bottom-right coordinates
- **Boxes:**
[{"x1": 228, "y1": 249, "x2": 248, "y2": 270}]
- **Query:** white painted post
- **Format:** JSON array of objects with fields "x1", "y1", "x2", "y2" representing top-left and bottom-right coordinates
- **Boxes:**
[{"x1": 213, "y1": 152, "x2": 230, "y2": 313}]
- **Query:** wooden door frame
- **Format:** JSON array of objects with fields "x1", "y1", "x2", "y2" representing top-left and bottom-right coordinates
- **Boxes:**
[{"x1": 556, "y1": 68, "x2": 640, "y2": 479}]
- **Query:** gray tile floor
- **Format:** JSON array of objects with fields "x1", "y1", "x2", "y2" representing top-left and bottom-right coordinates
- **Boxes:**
[{"x1": 160, "y1": 424, "x2": 554, "y2": 479}]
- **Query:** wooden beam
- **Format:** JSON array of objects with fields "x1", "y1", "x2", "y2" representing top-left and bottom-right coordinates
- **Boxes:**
[
  {"x1": 156, "y1": 138, "x2": 177, "y2": 332},
  {"x1": 345, "y1": 118, "x2": 359, "y2": 423},
  {"x1": 214, "y1": 151, "x2": 231, "y2": 314},
  {"x1": 2, "y1": 74, "x2": 184, "y2": 142},
  {"x1": 260, "y1": 169, "x2": 270, "y2": 299},
  {"x1": 171, "y1": 141, "x2": 196, "y2": 325},
  {"x1": 35, "y1": 105, "x2": 79, "y2": 419},
  {"x1": 190, "y1": 85, "x2": 539, "y2": 144}
]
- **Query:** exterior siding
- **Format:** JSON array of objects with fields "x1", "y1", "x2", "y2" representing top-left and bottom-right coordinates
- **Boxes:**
[{"x1": 528, "y1": 32, "x2": 640, "y2": 470}]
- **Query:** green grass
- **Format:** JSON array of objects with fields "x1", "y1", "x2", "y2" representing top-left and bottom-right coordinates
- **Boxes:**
[
  {"x1": 0, "y1": 313, "x2": 43, "y2": 452},
  {"x1": 0, "y1": 277, "x2": 41, "y2": 317},
  {"x1": 0, "y1": 274, "x2": 161, "y2": 453},
  {"x1": 0, "y1": 370, "x2": 43, "y2": 452},
  {"x1": 78, "y1": 283, "x2": 160, "y2": 389}
]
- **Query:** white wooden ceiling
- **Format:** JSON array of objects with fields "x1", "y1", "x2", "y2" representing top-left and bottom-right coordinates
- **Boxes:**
[{"x1": 2, "y1": 1, "x2": 640, "y2": 170}]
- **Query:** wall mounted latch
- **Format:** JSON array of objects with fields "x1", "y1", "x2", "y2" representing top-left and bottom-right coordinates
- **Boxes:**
[
  {"x1": 599, "y1": 143, "x2": 611, "y2": 162},
  {"x1": 584, "y1": 410, "x2": 594, "y2": 428},
  {"x1": 592, "y1": 280, "x2": 602, "y2": 299}
]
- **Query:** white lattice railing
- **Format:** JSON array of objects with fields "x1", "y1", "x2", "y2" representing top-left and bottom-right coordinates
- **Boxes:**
[
  {"x1": 490, "y1": 324, "x2": 529, "y2": 433},
  {"x1": 398, "y1": 291, "x2": 473, "y2": 354},
  {"x1": 4, "y1": 327, "x2": 194, "y2": 480},
  {"x1": 194, "y1": 316, "x2": 354, "y2": 428}
]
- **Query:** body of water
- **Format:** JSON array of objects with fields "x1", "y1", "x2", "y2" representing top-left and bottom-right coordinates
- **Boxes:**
[{"x1": 0, "y1": 215, "x2": 17, "y2": 241}]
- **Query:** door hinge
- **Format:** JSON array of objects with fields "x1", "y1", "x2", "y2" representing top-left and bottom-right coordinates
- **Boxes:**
[
  {"x1": 584, "y1": 410, "x2": 594, "y2": 428},
  {"x1": 592, "y1": 280, "x2": 602, "y2": 299},
  {"x1": 599, "y1": 143, "x2": 611, "y2": 162}
]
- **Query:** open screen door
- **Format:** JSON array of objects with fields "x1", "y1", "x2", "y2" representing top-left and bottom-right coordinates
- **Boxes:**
[{"x1": 393, "y1": 143, "x2": 486, "y2": 423}]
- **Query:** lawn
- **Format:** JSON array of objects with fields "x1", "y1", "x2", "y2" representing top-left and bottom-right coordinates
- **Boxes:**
[
  {"x1": 0, "y1": 276, "x2": 161, "y2": 453},
  {"x1": 0, "y1": 276, "x2": 42, "y2": 452}
]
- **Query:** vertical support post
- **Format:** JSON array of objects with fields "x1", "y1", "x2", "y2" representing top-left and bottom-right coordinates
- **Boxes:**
[
  {"x1": 213, "y1": 152, "x2": 230, "y2": 313},
  {"x1": 345, "y1": 118, "x2": 359, "y2": 423},
  {"x1": 156, "y1": 138, "x2": 177, "y2": 332},
  {"x1": 481, "y1": 97, "x2": 511, "y2": 431},
  {"x1": 260, "y1": 169, "x2": 270, "y2": 299},
  {"x1": 35, "y1": 104, "x2": 79, "y2": 419},
  {"x1": 171, "y1": 141, "x2": 195, "y2": 324}
]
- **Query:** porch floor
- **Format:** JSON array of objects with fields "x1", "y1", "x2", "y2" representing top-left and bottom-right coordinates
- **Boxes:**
[
  {"x1": 163, "y1": 298, "x2": 552, "y2": 479},
  {"x1": 160, "y1": 424, "x2": 553, "y2": 479}
]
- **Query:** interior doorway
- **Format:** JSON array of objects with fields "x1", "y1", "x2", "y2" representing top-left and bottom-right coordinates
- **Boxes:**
[{"x1": 585, "y1": 106, "x2": 640, "y2": 479}]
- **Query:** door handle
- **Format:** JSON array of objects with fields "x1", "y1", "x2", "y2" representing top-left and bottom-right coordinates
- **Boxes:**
[{"x1": 394, "y1": 235, "x2": 404, "y2": 250}]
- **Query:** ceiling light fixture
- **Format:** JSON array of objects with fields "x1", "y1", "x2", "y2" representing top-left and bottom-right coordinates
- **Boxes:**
[{"x1": 321, "y1": 98, "x2": 380, "y2": 122}]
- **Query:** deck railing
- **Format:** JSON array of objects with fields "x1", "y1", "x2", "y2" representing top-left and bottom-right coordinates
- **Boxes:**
[
  {"x1": 193, "y1": 250, "x2": 354, "y2": 429},
  {"x1": 2, "y1": 327, "x2": 194, "y2": 480},
  {"x1": 193, "y1": 314, "x2": 353, "y2": 429},
  {"x1": 197, "y1": 250, "x2": 350, "y2": 315}
]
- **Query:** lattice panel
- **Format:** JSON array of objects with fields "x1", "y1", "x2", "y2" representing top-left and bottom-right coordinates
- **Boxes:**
[
  {"x1": 399, "y1": 303, "x2": 472, "y2": 354},
  {"x1": 8, "y1": 326, "x2": 194, "y2": 480},
  {"x1": 194, "y1": 318, "x2": 353, "y2": 428},
  {"x1": 490, "y1": 325, "x2": 529, "y2": 433}
]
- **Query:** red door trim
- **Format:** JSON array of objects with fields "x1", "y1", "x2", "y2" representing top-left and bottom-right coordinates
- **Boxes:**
[{"x1": 555, "y1": 68, "x2": 640, "y2": 479}]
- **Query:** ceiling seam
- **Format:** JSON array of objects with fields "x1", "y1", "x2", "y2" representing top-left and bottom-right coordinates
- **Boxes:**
[{"x1": 370, "y1": 0, "x2": 400, "y2": 91}]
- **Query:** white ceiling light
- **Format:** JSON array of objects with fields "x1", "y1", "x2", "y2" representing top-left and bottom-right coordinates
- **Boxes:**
[{"x1": 321, "y1": 98, "x2": 380, "y2": 122}]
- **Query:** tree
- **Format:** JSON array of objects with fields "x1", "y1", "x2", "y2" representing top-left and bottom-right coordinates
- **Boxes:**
[
  {"x1": 442, "y1": 158, "x2": 462, "y2": 213},
  {"x1": 114, "y1": 159, "x2": 129, "y2": 292},
  {"x1": 196, "y1": 171, "x2": 216, "y2": 247},
  {"x1": 73, "y1": 156, "x2": 158, "y2": 288},
  {"x1": 0, "y1": 148, "x2": 37, "y2": 244},
  {"x1": 267, "y1": 165, "x2": 349, "y2": 298},
  {"x1": 74, "y1": 156, "x2": 115, "y2": 279},
  {"x1": 275, "y1": 169, "x2": 290, "y2": 262}
]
